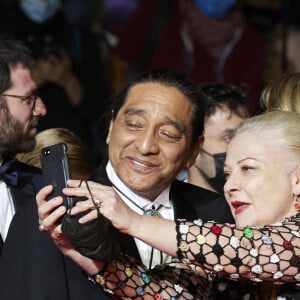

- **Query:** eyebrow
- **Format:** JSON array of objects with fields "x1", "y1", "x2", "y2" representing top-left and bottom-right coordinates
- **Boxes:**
[
  {"x1": 124, "y1": 108, "x2": 186, "y2": 134},
  {"x1": 224, "y1": 157, "x2": 258, "y2": 168}
]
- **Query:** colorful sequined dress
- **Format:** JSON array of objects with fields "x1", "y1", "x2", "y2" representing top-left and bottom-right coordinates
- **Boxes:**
[{"x1": 92, "y1": 215, "x2": 300, "y2": 299}]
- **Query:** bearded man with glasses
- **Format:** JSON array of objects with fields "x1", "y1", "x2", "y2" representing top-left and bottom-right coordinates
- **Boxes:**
[{"x1": 0, "y1": 38, "x2": 108, "y2": 300}]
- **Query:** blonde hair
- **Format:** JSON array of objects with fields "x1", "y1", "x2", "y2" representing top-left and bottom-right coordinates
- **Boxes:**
[
  {"x1": 261, "y1": 72, "x2": 300, "y2": 113},
  {"x1": 235, "y1": 111, "x2": 300, "y2": 171},
  {"x1": 16, "y1": 128, "x2": 95, "y2": 178}
]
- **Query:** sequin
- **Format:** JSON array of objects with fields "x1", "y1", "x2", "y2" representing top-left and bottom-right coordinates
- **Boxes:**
[
  {"x1": 217, "y1": 282, "x2": 227, "y2": 292},
  {"x1": 229, "y1": 273, "x2": 239, "y2": 280},
  {"x1": 273, "y1": 271, "x2": 283, "y2": 279},
  {"x1": 211, "y1": 225, "x2": 222, "y2": 235},
  {"x1": 212, "y1": 244, "x2": 224, "y2": 256},
  {"x1": 174, "y1": 284, "x2": 183, "y2": 293},
  {"x1": 170, "y1": 297, "x2": 176, "y2": 300},
  {"x1": 196, "y1": 234, "x2": 206, "y2": 245},
  {"x1": 290, "y1": 255, "x2": 300, "y2": 268},
  {"x1": 195, "y1": 253, "x2": 206, "y2": 263},
  {"x1": 251, "y1": 265, "x2": 263, "y2": 274},
  {"x1": 214, "y1": 264, "x2": 224, "y2": 272},
  {"x1": 125, "y1": 267, "x2": 133, "y2": 277},
  {"x1": 136, "y1": 287, "x2": 145, "y2": 296},
  {"x1": 179, "y1": 241, "x2": 189, "y2": 252},
  {"x1": 159, "y1": 280, "x2": 167, "y2": 288},
  {"x1": 294, "y1": 273, "x2": 300, "y2": 280},
  {"x1": 225, "y1": 223, "x2": 236, "y2": 228},
  {"x1": 193, "y1": 219, "x2": 203, "y2": 226},
  {"x1": 230, "y1": 236, "x2": 240, "y2": 248},
  {"x1": 250, "y1": 277, "x2": 263, "y2": 282},
  {"x1": 243, "y1": 226, "x2": 254, "y2": 239},
  {"x1": 141, "y1": 272, "x2": 150, "y2": 284},
  {"x1": 283, "y1": 240, "x2": 293, "y2": 250},
  {"x1": 117, "y1": 281, "x2": 126, "y2": 289},
  {"x1": 270, "y1": 226, "x2": 279, "y2": 233},
  {"x1": 231, "y1": 257, "x2": 243, "y2": 267},
  {"x1": 95, "y1": 274, "x2": 105, "y2": 285},
  {"x1": 270, "y1": 254, "x2": 280, "y2": 263},
  {"x1": 250, "y1": 248, "x2": 258, "y2": 257},
  {"x1": 154, "y1": 293, "x2": 163, "y2": 300},
  {"x1": 291, "y1": 230, "x2": 300, "y2": 237},
  {"x1": 261, "y1": 235, "x2": 272, "y2": 245},
  {"x1": 179, "y1": 224, "x2": 189, "y2": 234}
]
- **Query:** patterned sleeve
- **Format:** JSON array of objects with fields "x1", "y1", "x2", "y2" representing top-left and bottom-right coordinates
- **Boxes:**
[
  {"x1": 91, "y1": 255, "x2": 211, "y2": 299},
  {"x1": 176, "y1": 216, "x2": 300, "y2": 283}
]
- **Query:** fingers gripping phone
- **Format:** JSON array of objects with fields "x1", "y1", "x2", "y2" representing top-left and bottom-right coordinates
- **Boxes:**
[{"x1": 40, "y1": 143, "x2": 73, "y2": 209}]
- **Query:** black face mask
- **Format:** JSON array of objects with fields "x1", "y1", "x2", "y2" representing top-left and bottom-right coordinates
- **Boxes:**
[{"x1": 199, "y1": 149, "x2": 226, "y2": 194}]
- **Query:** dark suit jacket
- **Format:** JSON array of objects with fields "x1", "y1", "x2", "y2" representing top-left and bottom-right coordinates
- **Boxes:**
[
  {"x1": 0, "y1": 161, "x2": 109, "y2": 300},
  {"x1": 92, "y1": 162, "x2": 234, "y2": 261}
]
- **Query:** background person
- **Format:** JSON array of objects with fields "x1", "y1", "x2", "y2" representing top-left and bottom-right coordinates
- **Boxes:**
[
  {"x1": 16, "y1": 127, "x2": 96, "y2": 180},
  {"x1": 0, "y1": 37, "x2": 109, "y2": 300},
  {"x1": 109, "y1": 0, "x2": 264, "y2": 114},
  {"x1": 177, "y1": 83, "x2": 249, "y2": 194},
  {"x1": 260, "y1": 71, "x2": 300, "y2": 113}
]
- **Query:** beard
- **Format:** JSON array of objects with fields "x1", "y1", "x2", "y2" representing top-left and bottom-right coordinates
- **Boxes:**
[{"x1": 0, "y1": 105, "x2": 38, "y2": 156}]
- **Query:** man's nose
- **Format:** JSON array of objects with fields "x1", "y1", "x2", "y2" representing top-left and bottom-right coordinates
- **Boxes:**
[
  {"x1": 135, "y1": 130, "x2": 159, "y2": 154},
  {"x1": 33, "y1": 97, "x2": 47, "y2": 116}
]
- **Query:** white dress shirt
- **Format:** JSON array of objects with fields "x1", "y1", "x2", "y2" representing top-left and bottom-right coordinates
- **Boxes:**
[
  {"x1": 106, "y1": 161, "x2": 174, "y2": 269},
  {"x1": 0, "y1": 180, "x2": 15, "y2": 241}
]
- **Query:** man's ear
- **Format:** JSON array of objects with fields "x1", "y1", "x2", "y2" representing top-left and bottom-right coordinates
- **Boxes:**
[
  {"x1": 185, "y1": 135, "x2": 204, "y2": 169},
  {"x1": 106, "y1": 120, "x2": 114, "y2": 145}
]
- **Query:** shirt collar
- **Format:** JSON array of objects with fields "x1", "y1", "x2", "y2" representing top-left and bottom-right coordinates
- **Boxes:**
[{"x1": 106, "y1": 161, "x2": 172, "y2": 210}]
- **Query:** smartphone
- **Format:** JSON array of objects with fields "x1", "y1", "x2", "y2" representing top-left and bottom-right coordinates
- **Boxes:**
[{"x1": 40, "y1": 142, "x2": 73, "y2": 209}]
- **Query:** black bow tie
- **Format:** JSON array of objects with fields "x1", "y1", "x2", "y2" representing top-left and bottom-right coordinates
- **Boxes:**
[{"x1": 0, "y1": 159, "x2": 19, "y2": 186}]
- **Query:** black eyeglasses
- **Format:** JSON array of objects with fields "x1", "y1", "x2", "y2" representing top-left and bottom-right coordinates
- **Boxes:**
[{"x1": 1, "y1": 91, "x2": 39, "y2": 108}]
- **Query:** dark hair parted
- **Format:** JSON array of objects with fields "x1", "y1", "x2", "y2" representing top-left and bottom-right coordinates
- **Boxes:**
[
  {"x1": 199, "y1": 83, "x2": 249, "y2": 120},
  {"x1": 108, "y1": 69, "x2": 206, "y2": 144},
  {"x1": 0, "y1": 37, "x2": 34, "y2": 96}
]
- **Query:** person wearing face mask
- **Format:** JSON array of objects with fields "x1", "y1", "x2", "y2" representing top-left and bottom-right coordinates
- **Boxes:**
[
  {"x1": 109, "y1": 0, "x2": 264, "y2": 115},
  {"x1": 177, "y1": 83, "x2": 249, "y2": 194},
  {"x1": 20, "y1": 0, "x2": 62, "y2": 24}
]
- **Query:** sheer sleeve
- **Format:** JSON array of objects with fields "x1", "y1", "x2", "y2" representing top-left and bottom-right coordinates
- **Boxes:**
[
  {"x1": 176, "y1": 215, "x2": 300, "y2": 283},
  {"x1": 91, "y1": 255, "x2": 211, "y2": 299}
]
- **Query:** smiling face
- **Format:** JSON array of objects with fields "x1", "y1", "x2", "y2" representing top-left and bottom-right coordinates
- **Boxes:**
[
  {"x1": 106, "y1": 82, "x2": 199, "y2": 200},
  {"x1": 224, "y1": 130, "x2": 298, "y2": 227},
  {"x1": 0, "y1": 64, "x2": 46, "y2": 156}
]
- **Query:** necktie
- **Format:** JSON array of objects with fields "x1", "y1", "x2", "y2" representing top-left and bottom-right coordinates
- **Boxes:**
[{"x1": 0, "y1": 159, "x2": 19, "y2": 186}]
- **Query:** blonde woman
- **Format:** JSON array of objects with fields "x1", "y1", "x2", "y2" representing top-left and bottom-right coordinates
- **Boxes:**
[{"x1": 16, "y1": 128, "x2": 96, "y2": 180}]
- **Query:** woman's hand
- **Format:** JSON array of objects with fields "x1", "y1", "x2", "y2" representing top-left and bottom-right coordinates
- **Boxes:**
[{"x1": 64, "y1": 180, "x2": 142, "y2": 235}]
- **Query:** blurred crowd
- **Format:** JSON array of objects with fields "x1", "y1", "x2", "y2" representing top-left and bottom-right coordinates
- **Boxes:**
[{"x1": 1, "y1": 0, "x2": 300, "y2": 156}]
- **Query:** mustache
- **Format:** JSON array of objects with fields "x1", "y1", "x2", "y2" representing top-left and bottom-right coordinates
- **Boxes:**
[{"x1": 29, "y1": 117, "x2": 40, "y2": 128}]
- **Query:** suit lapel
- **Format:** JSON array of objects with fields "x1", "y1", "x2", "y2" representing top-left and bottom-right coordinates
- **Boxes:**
[
  {"x1": 93, "y1": 162, "x2": 143, "y2": 261},
  {"x1": 171, "y1": 180, "x2": 198, "y2": 220}
]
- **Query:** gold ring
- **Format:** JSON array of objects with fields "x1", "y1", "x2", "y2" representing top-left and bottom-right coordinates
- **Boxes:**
[
  {"x1": 38, "y1": 222, "x2": 48, "y2": 231},
  {"x1": 94, "y1": 198, "x2": 103, "y2": 209}
]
